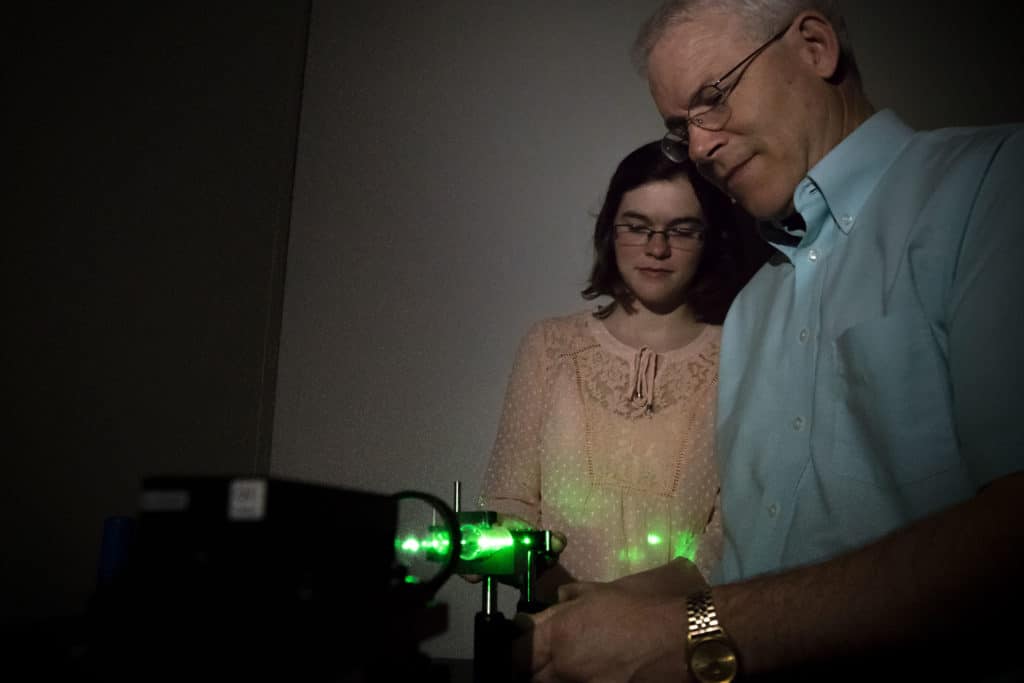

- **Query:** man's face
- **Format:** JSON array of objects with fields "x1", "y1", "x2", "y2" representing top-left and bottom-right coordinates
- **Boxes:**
[{"x1": 647, "y1": 12, "x2": 820, "y2": 221}]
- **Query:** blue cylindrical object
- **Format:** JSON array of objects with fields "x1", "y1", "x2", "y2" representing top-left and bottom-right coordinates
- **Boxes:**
[{"x1": 97, "y1": 515, "x2": 137, "y2": 587}]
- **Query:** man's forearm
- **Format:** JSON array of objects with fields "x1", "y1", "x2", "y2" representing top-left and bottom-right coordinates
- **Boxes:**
[{"x1": 714, "y1": 472, "x2": 1024, "y2": 676}]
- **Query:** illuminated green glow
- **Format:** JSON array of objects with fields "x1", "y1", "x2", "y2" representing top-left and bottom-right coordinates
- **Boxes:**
[
  {"x1": 396, "y1": 530, "x2": 451, "y2": 556},
  {"x1": 520, "y1": 536, "x2": 533, "y2": 546},
  {"x1": 617, "y1": 546, "x2": 647, "y2": 563},
  {"x1": 614, "y1": 530, "x2": 700, "y2": 566},
  {"x1": 404, "y1": 575, "x2": 420, "y2": 584},
  {"x1": 460, "y1": 524, "x2": 514, "y2": 561},
  {"x1": 429, "y1": 529, "x2": 451, "y2": 551},
  {"x1": 673, "y1": 531, "x2": 698, "y2": 562}
]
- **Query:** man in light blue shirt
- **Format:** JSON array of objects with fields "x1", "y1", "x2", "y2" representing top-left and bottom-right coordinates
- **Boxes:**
[
  {"x1": 716, "y1": 109, "x2": 1022, "y2": 584},
  {"x1": 520, "y1": 2, "x2": 1023, "y2": 681}
]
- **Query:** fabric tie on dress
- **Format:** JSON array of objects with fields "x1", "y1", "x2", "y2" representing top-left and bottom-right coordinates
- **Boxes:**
[{"x1": 628, "y1": 346, "x2": 658, "y2": 416}]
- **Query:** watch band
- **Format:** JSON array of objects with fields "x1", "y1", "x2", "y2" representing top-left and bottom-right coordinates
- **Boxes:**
[
  {"x1": 687, "y1": 589, "x2": 725, "y2": 641},
  {"x1": 686, "y1": 589, "x2": 740, "y2": 683}
]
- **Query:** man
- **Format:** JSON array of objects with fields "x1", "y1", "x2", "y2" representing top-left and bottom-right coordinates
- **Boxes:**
[{"x1": 518, "y1": 1, "x2": 1024, "y2": 681}]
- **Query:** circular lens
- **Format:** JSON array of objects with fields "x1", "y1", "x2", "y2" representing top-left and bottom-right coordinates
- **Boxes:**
[{"x1": 392, "y1": 491, "x2": 459, "y2": 595}]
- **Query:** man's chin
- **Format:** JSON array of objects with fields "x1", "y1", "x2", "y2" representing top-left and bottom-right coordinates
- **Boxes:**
[{"x1": 734, "y1": 192, "x2": 794, "y2": 222}]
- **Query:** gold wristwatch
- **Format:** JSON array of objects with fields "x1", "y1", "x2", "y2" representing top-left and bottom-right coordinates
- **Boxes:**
[{"x1": 686, "y1": 589, "x2": 740, "y2": 683}]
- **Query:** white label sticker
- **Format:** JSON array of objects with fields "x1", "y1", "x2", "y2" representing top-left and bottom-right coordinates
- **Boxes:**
[{"x1": 228, "y1": 479, "x2": 267, "y2": 521}]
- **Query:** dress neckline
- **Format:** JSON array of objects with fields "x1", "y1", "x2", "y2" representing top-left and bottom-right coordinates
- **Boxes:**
[{"x1": 585, "y1": 313, "x2": 715, "y2": 362}]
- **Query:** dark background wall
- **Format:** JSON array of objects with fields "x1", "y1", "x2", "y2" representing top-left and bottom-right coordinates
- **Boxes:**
[{"x1": 5, "y1": 2, "x2": 310, "y2": 624}]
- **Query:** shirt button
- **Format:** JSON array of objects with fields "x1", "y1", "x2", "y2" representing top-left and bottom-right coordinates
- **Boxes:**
[
  {"x1": 807, "y1": 249, "x2": 819, "y2": 262},
  {"x1": 798, "y1": 328, "x2": 810, "y2": 343},
  {"x1": 838, "y1": 214, "x2": 855, "y2": 229},
  {"x1": 792, "y1": 416, "x2": 805, "y2": 431},
  {"x1": 768, "y1": 503, "x2": 779, "y2": 518}
]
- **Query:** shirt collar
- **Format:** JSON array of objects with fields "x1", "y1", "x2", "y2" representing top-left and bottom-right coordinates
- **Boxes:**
[
  {"x1": 803, "y1": 109, "x2": 916, "y2": 235},
  {"x1": 762, "y1": 109, "x2": 915, "y2": 257}
]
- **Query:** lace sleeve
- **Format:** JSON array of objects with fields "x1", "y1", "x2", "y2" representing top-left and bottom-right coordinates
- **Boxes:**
[{"x1": 477, "y1": 321, "x2": 551, "y2": 527}]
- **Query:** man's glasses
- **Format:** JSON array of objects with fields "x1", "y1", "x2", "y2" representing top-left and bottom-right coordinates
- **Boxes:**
[
  {"x1": 614, "y1": 223, "x2": 706, "y2": 250},
  {"x1": 661, "y1": 26, "x2": 788, "y2": 162}
]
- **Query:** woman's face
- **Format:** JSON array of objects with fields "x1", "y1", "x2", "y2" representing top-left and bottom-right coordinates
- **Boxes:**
[{"x1": 613, "y1": 176, "x2": 706, "y2": 313}]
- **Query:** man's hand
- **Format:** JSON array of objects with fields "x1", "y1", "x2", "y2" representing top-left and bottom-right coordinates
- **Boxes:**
[{"x1": 513, "y1": 558, "x2": 707, "y2": 682}]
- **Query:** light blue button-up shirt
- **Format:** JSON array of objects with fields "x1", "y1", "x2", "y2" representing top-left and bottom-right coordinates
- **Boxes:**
[{"x1": 714, "y1": 110, "x2": 1024, "y2": 583}]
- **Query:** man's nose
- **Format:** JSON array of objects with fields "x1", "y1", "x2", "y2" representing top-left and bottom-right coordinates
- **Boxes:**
[{"x1": 687, "y1": 125, "x2": 727, "y2": 165}]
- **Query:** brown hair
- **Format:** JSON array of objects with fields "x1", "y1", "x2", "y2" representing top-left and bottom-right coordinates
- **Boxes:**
[{"x1": 581, "y1": 141, "x2": 769, "y2": 323}]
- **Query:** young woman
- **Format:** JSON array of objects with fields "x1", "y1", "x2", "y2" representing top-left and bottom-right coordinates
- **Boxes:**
[{"x1": 477, "y1": 141, "x2": 766, "y2": 587}]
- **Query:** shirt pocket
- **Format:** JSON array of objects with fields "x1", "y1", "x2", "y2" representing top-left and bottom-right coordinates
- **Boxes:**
[{"x1": 828, "y1": 311, "x2": 960, "y2": 485}]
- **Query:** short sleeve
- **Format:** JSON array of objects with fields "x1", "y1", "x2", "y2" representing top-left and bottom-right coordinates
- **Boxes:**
[{"x1": 477, "y1": 321, "x2": 552, "y2": 526}]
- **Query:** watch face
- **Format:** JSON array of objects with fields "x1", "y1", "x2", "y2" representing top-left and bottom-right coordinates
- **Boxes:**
[{"x1": 690, "y1": 639, "x2": 738, "y2": 683}]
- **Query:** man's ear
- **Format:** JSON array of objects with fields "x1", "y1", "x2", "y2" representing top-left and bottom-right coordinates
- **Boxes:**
[{"x1": 791, "y1": 11, "x2": 842, "y2": 81}]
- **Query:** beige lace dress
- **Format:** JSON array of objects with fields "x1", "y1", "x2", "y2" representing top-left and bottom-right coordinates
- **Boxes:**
[{"x1": 479, "y1": 310, "x2": 723, "y2": 582}]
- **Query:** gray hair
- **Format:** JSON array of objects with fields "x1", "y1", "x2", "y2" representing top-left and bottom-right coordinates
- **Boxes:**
[{"x1": 632, "y1": 0, "x2": 860, "y2": 83}]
